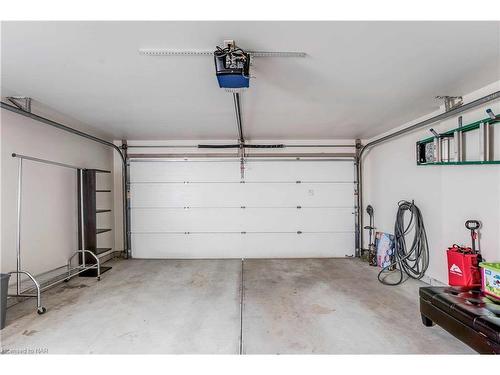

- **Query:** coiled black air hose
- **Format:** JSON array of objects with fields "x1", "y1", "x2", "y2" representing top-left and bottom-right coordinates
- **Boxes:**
[{"x1": 378, "y1": 200, "x2": 430, "y2": 286}]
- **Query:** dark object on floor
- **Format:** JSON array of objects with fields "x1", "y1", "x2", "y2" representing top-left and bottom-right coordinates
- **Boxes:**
[
  {"x1": 420, "y1": 286, "x2": 500, "y2": 354},
  {"x1": 78, "y1": 266, "x2": 112, "y2": 278},
  {"x1": 1, "y1": 273, "x2": 11, "y2": 330}
]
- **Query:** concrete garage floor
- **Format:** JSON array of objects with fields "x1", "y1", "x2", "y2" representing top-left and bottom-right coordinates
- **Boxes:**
[{"x1": 0, "y1": 258, "x2": 473, "y2": 354}]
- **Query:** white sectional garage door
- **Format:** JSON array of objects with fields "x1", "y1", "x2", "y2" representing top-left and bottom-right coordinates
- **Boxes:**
[{"x1": 129, "y1": 159, "x2": 355, "y2": 258}]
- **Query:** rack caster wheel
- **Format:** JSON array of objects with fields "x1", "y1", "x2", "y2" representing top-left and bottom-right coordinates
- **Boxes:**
[
  {"x1": 37, "y1": 307, "x2": 47, "y2": 315},
  {"x1": 64, "y1": 279, "x2": 70, "y2": 282},
  {"x1": 97, "y1": 277, "x2": 101, "y2": 281}
]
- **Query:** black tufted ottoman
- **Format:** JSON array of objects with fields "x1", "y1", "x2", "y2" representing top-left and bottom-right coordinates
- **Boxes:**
[{"x1": 420, "y1": 286, "x2": 500, "y2": 354}]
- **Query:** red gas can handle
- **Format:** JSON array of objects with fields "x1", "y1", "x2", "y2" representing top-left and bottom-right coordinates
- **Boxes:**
[{"x1": 448, "y1": 244, "x2": 473, "y2": 253}]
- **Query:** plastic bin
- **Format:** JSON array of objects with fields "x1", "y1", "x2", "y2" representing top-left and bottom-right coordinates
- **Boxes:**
[
  {"x1": 479, "y1": 262, "x2": 500, "y2": 302},
  {"x1": 1, "y1": 273, "x2": 10, "y2": 330}
]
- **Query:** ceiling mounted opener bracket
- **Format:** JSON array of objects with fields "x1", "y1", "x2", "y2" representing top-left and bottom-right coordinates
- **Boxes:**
[
  {"x1": 436, "y1": 95, "x2": 463, "y2": 112},
  {"x1": 7, "y1": 96, "x2": 32, "y2": 113}
]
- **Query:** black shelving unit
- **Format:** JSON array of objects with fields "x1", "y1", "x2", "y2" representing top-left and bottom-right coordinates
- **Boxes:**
[{"x1": 78, "y1": 169, "x2": 113, "y2": 277}]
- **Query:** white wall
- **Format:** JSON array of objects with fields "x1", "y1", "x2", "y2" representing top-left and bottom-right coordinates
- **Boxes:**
[
  {"x1": 363, "y1": 81, "x2": 500, "y2": 284},
  {"x1": 1, "y1": 107, "x2": 114, "y2": 278}
]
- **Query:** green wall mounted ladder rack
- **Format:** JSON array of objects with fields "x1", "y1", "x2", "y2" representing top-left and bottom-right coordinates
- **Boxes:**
[{"x1": 416, "y1": 114, "x2": 500, "y2": 165}]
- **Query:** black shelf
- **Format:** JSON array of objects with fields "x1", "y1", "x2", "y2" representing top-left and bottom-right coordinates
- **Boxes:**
[
  {"x1": 93, "y1": 169, "x2": 111, "y2": 174},
  {"x1": 78, "y1": 169, "x2": 113, "y2": 278},
  {"x1": 79, "y1": 266, "x2": 112, "y2": 278},
  {"x1": 95, "y1": 248, "x2": 112, "y2": 255}
]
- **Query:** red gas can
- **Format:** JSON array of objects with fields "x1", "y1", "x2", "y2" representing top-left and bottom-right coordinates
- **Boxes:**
[{"x1": 446, "y1": 245, "x2": 481, "y2": 287}]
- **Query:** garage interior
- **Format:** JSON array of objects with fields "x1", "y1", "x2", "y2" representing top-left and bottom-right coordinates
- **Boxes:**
[{"x1": 0, "y1": 21, "x2": 499, "y2": 355}]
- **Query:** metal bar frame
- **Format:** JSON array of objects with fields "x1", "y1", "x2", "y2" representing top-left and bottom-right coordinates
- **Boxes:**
[
  {"x1": 79, "y1": 169, "x2": 87, "y2": 267},
  {"x1": 123, "y1": 141, "x2": 132, "y2": 259},
  {"x1": 129, "y1": 181, "x2": 354, "y2": 185},
  {"x1": 128, "y1": 153, "x2": 356, "y2": 160},
  {"x1": 129, "y1": 158, "x2": 356, "y2": 164},
  {"x1": 353, "y1": 139, "x2": 361, "y2": 256},
  {"x1": 15, "y1": 157, "x2": 23, "y2": 294},
  {"x1": 233, "y1": 93, "x2": 245, "y2": 144},
  {"x1": 11, "y1": 153, "x2": 86, "y2": 170},
  {"x1": 125, "y1": 144, "x2": 356, "y2": 148},
  {"x1": 7, "y1": 154, "x2": 101, "y2": 315},
  {"x1": 131, "y1": 231, "x2": 355, "y2": 234},
  {"x1": 239, "y1": 258, "x2": 245, "y2": 355},
  {"x1": 67, "y1": 250, "x2": 101, "y2": 281},
  {"x1": 9, "y1": 253, "x2": 101, "y2": 304},
  {"x1": 7, "y1": 271, "x2": 42, "y2": 312}
]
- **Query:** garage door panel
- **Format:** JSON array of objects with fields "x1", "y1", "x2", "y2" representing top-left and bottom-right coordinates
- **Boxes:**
[
  {"x1": 244, "y1": 160, "x2": 354, "y2": 181},
  {"x1": 239, "y1": 183, "x2": 354, "y2": 206},
  {"x1": 131, "y1": 207, "x2": 354, "y2": 232},
  {"x1": 131, "y1": 208, "x2": 244, "y2": 232},
  {"x1": 130, "y1": 161, "x2": 240, "y2": 182},
  {"x1": 131, "y1": 160, "x2": 354, "y2": 183},
  {"x1": 242, "y1": 208, "x2": 354, "y2": 232},
  {"x1": 130, "y1": 183, "x2": 354, "y2": 207},
  {"x1": 132, "y1": 232, "x2": 354, "y2": 258},
  {"x1": 130, "y1": 159, "x2": 355, "y2": 258}
]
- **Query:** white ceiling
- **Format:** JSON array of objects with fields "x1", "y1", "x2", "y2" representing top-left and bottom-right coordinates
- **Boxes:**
[{"x1": 1, "y1": 21, "x2": 499, "y2": 140}]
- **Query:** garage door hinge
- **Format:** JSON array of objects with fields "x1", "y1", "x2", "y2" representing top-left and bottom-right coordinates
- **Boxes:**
[
  {"x1": 240, "y1": 206, "x2": 246, "y2": 209},
  {"x1": 296, "y1": 180, "x2": 302, "y2": 183},
  {"x1": 241, "y1": 231, "x2": 246, "y2": 234},
  {"x1": 296, "y1": 205, "x2": 302, "y2": 209},
  {"x1": 297, "y1": 231, "x2": 302, "y2": 234},
  {"x1": 184, "y1": 231, "x2": 190, "y2": 235}
]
